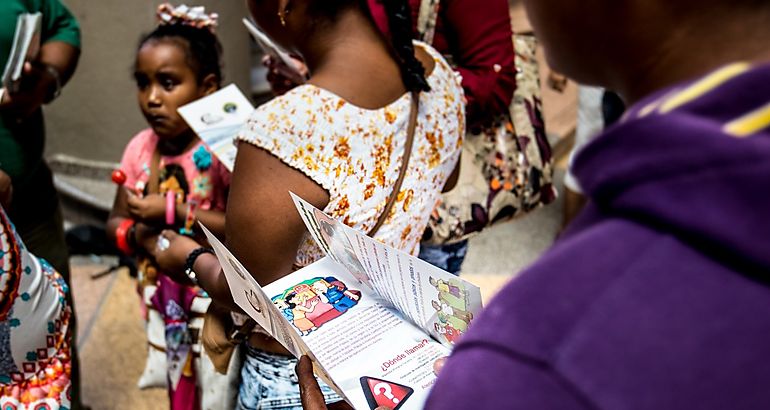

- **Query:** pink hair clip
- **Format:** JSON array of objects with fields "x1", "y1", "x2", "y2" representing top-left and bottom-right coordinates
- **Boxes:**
[{"x1": 157, "y1": 3, "x2": 219, "y2": 33}]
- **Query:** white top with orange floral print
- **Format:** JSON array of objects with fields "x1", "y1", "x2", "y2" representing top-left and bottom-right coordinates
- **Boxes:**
[{"x1": 237, "y1": 41, "x2": 465, "y2": 267}]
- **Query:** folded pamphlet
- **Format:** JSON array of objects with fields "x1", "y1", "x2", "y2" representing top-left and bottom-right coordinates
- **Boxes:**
[{"x1": 2, "y1": 13, "x2": 42, "y2": 94}]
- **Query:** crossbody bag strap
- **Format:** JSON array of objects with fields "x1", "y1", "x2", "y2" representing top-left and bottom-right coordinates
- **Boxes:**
[
  {"x1": 367, "y1": 92, "x2": 420, "y2": 237},
  {"x1": 417, "y1": 0, "x2": 441, "y2": 44},
  {"x1": 148, "y1": 145, "x2": 162, "y2": 194}
]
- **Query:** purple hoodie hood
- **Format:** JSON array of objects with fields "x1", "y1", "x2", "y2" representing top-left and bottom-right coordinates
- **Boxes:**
[
  {"x1": 426, "y1": 63, "x2": 770, "y2": 410},
  {"x1": 574, "y1": 63, "x2": 770, "y2": 272}
]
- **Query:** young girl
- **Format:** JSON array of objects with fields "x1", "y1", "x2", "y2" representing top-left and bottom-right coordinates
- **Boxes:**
[{"x1": 106, "y1": 4, "x2": 231, "y2": 409}]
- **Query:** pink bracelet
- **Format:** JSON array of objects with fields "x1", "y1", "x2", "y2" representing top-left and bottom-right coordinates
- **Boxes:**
[{"x1": 165, "y1": 191, "x2": 176, "y2": 226}]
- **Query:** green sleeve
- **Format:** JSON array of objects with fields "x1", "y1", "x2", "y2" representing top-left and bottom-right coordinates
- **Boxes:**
[{"x1": 37, "y1": 0, "x2": 81, "y2": 48}]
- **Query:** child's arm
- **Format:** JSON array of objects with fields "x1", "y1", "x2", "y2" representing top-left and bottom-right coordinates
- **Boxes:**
[
  {"x1": 124, "y1": 194, "x2": 225, "y2": 239},
  {"x1": 107, "y1": 185, "x2": 132, "y2": 245},
  {"x1": 108, "y1": 187, "x2": 159, "y2": 254}
]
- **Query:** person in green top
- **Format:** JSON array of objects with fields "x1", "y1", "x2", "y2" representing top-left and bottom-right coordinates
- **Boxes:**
[
  {"x1": 0, "y1": 1, "x2": 82, "y2": 409},
  {"x1": 0, "y1": 0, "x2": 80, "y2": 277}
]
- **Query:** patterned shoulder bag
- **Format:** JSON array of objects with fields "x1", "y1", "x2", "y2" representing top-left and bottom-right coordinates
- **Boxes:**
[{"x1": 418, "y1": 0, "x2": 557, "y2": 245}]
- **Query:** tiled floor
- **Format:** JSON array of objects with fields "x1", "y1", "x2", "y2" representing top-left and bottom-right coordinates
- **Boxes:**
[
  {"x1": 462, "y1": 169, "x2": 565, "y2": 303},
  {"x1": 71, "y1": 260, "x2": 166, "y2": 409}
]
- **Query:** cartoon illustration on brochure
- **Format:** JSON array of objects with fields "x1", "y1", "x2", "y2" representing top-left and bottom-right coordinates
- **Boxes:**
[
  {"x1": 272, "y1": 276, "x2": 362, "y2": 336},
  {"x1": 429, "y1": 276, "x2": 473, "y2": 344}
]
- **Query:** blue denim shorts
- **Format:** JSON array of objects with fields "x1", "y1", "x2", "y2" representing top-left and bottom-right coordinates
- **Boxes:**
[{"x1": 236, "y1": 345, "x2": 341, "y2": 410}]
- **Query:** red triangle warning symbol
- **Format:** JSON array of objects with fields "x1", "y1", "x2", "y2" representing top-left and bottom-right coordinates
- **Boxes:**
[{"x1": 359, "y1": 376, "x2": 414, "y2": 410}]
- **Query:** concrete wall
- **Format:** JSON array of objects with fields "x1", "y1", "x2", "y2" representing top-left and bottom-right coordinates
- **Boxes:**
[{"x1": 44, "y1": 0, "x2": 252, "y2": 163}]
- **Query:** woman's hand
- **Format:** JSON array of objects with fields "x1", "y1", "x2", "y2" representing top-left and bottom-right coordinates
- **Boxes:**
[
  {"x1": 433, "y1": 356, "x2": 448, "y2": 376},
  {"x1": 263, "y1": 55, "x2": 308, "y2": 95},
  {"x1": 0, "y1": 62, "x2": 56, "y2": 119},
  {"x1": 296, "y1": 355, "x2": 357, "y2": 410},
  {"x1": 295, "y1": 354, "x2": 448, "y2": 410},
  {"x1": 127, "y1": 193, "x2": 166, "y2": 223},
  {"x1": 150, "y1": 230, "x2": 200, "y2": 279}
]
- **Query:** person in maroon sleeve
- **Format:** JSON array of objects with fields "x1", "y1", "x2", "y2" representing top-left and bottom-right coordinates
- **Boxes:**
[
  {"x1": 371, "y1": 0, "x2": 516, "y2": 275},
  {"x1": 264, "y1": 0, "x2": 516, "y2": 275},
  {"x1": 368, "y1": 0, "x2": 515, "y2": 134}
]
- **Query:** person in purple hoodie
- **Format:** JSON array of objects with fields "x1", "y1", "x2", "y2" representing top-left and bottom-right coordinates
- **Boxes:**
[{"x1": 295, "y1": 0, "x2": 770, "y2": 409}]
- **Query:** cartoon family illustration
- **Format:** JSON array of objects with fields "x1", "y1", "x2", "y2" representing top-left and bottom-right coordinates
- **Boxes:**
[
  {"x1": 273, "y1": 276, "x2": 362, "y2": 336},
  {"x1": 430, "y1": 276, "x2": 473, "y2": 344}
]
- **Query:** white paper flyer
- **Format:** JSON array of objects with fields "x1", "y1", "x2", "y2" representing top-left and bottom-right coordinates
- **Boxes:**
[
  {"x1": 178, "y1": 84, "x2": 254, "y2": 171},
  {"x1": 2, "y1": 13, "x2": 42, "y2": 93}
]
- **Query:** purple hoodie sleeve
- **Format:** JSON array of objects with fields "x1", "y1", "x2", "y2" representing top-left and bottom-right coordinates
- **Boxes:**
[{"x1": 426, "y1": 346, "x2": 590, "y2": 409}]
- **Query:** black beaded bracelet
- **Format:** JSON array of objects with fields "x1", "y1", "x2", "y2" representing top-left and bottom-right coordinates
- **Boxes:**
[{"x1": 184, "y1": 247, "x2": 214, "y2": 286}]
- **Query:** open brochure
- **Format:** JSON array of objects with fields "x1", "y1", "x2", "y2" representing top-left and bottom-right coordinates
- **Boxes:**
[
  {"x1": 201, "y1": 194, "x2": 482, "y2": 409},
  {"x1": 1, "y1": 13, "x2": 42, "y2": 96},
  {"x1": 177, "y1": 84, "x2": 254, "y2": 171}
]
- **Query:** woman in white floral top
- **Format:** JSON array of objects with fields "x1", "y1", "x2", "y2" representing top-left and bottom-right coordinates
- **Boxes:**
[
  {"x1": 237, "y1": 44, "x2": 463, "y2": 265},
  {"x1": 153, "y1": 0, "x2": 464, "y2": 408}
]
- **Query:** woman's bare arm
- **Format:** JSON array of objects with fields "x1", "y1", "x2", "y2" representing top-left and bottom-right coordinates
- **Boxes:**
[{"x1": 226, "y1": 142, "x2": 329, "y2": 286}]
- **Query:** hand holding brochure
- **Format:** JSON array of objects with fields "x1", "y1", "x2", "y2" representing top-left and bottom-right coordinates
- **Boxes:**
[
  {"x1": 2, "y1": 13, "x2": 42, "y2": 94},
  {"x1": 178, "y1": 84, "x2": 254, "y2": 171},
  {"x1": 201, "y1": 194, "x2": 482, "y2": 409}
]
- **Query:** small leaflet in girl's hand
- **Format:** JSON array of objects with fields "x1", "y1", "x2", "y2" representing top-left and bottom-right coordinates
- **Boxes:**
[{"x1": 178, "y1": 84, "x2": 254, "y2": 171}]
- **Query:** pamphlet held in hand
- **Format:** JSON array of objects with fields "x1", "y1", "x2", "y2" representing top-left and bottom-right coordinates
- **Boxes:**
[
  {"x1": 2, "y1": 13, "x2": 42, "y2": 93},
  {"x1": 201, "y1": 193, "x2": 483, "y2": 409},
  {"x1": 178, "y1": 84, "x2": 254, "y2": 171}
]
